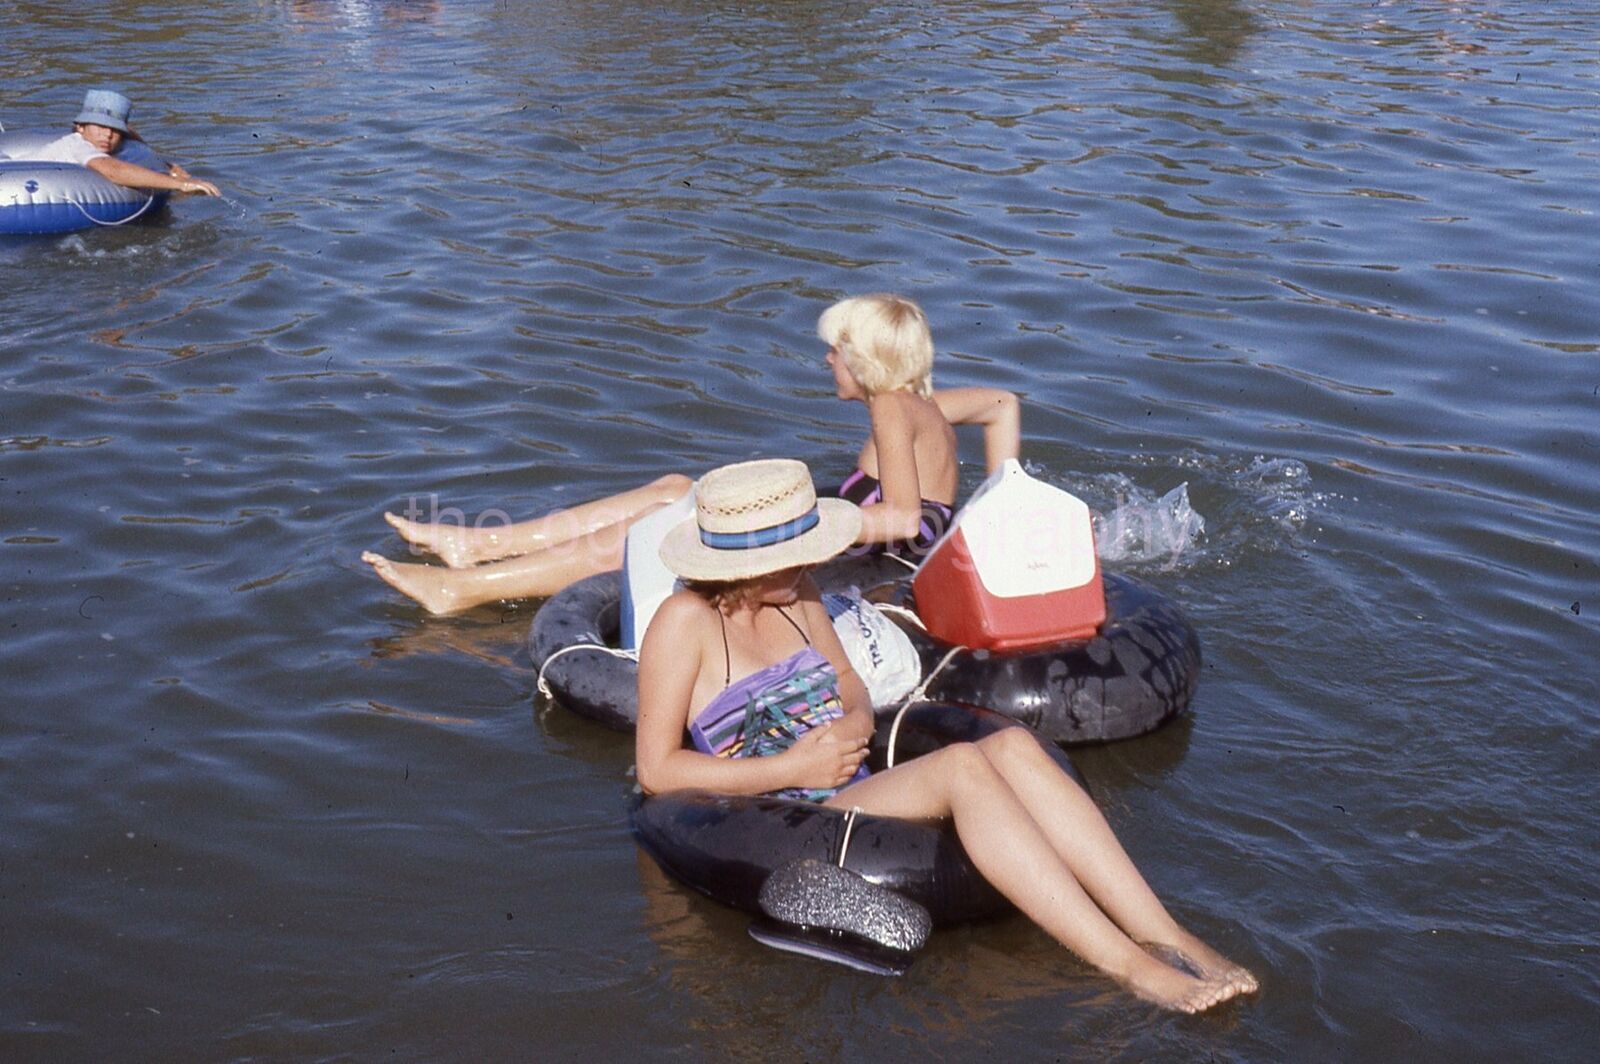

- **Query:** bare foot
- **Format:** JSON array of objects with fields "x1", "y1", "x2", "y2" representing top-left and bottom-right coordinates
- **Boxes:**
[
  {"x1": 362, "y1": 551, "x2": 468, "y2": 616},
  {"x1": 384, "y1": 512, "x2": 513, "y2": 568},
  {"x1": 1167, "y1": 975, "x2": 1248, "y2": 1015},
  {"x1": 1142, "y1": 936, "x2": 1259, "y2": 997},
  {"x1": 1121, "y1": 954, "x2": 1247, "y2": 1014}
]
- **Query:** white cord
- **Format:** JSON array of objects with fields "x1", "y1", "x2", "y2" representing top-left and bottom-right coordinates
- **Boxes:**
[
  {"x1": 837, "y1": 806, "x2": 861, "y2": 868},
  {"x1": 535, "y1": 641, "x2": 638, "y2": 700},
  {"x1": 871, "y1": 601, "x2": 926, "y2": 631},
  {"x1": 70, "y1": 192, "x2": 157, "y2": 228},
  {"x1": 885, "y1": 645, "x2": 963, "y2": 770}
]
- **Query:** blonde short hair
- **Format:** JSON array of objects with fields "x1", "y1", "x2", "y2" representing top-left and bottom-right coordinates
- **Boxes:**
[{"x1": 817, "y1": 294, "x2": 934, "y2": 399}]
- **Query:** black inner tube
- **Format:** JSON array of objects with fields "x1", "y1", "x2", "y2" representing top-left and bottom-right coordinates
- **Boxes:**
[
  {"x1": 529, "y1": 555, "x2": 918, "y2": 732},
  {"x1": 629, "y1": 702, "x2": 1082, "y2": 926},
  {"x1": 531, "y1": 565, "x2": 1200, "y2": 745},
  {"x1": 889, "y1": 573, "x2": 1202, "y2": 744}
]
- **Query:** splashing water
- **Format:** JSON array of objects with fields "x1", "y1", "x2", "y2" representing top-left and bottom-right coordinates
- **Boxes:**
[
  {"x1": 1229, "y1": 456, "x2": 1320, "y2": 530},
  {"x1": 1017, "y1": 461, "x2": 1205, "y2": 567},
  {"x1": 214, "y1": 194, "x2": 251, "y2": 223},
  {"x1": 1093, "y1": 480, "x2": 1206, "y2": 567},
  {"x1": 1020, "y1": 455, "x2": 1327, "y2": 571}
]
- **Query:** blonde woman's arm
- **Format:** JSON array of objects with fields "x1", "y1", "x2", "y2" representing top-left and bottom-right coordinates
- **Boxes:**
[{"x1": 933, "y1": 387, "x2": 1020, "y2": 473}]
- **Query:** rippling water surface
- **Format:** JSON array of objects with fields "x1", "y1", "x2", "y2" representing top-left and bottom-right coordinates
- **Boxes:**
[{"x1": 3, "y1": 1, "x2": 1596, "y2": 1059}]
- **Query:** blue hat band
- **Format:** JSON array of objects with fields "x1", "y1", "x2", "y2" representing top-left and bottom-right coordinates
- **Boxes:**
[{"x1": 700, "y1": 507, "x2": 819, "y2": 551}]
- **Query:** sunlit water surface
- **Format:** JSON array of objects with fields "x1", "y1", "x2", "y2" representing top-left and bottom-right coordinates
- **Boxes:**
[{"x1": 2, "y1": 1, "x2": 1596, "y2": 1060}]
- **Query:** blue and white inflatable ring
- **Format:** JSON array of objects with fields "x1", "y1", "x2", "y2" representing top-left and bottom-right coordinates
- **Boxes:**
[{"x1": 0, "y1": 131, "x2": 169, "y2": 235}]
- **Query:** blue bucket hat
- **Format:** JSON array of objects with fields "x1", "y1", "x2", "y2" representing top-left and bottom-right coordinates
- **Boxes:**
[{"x1": 75, "y1": 89, "x2": 133, "y2": 133}]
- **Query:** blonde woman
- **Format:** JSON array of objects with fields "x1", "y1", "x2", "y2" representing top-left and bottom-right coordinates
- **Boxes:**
[
  {"x1": 820, "y1": 292, "x2": 1018, "y2": 559},
  {"x1": 363, "y1": 294, "x2": 1017, "y2": 612}
]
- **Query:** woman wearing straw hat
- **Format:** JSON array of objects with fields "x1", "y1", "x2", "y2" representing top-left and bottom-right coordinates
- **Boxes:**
[
  {"x1": 633, "y1": 458, "x2": 1257, "y2": 1013},
  {"x1": 28, "y1": 89, "x2": 220, "y2": 197},
  {"x1": 363, "y1": 293, "x2": 1014, "y2": 614}
]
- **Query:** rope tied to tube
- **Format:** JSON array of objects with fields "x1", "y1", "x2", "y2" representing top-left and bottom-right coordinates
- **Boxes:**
[
  {"x1": 835, "y1": 806, "x2": 862, "y2": 869},
  {"x1": 535, "y1": 642, "x2": 638, "y2": 701},
  {"x1": 884, "y1": 645, "x2": 963, "y2": 770},
  {"x1": 69, "y1": 190, "x2": 158, "y2": 227}
]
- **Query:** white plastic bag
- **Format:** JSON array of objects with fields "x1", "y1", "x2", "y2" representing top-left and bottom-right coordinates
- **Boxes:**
[{"x1": 824, "y1": 588, "x2": 922, "y2": 709}]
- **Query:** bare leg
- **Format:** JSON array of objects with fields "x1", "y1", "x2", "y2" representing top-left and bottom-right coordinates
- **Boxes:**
[
  {"x1": 361, "y1": 538, "x2": 623, "y2": 615},
  {"x1": 386, "y1": 474, "x2": 692, "y2": 568},
  {"x1": 362, "y1": 491, "x2": 669, "y2": 614},
  {"x1": 971, "y1": 728, "x2": 1258, "y2": 995},
  {"x1": 826, "y1": 744, "x2": 1247, "y2": 1013}
]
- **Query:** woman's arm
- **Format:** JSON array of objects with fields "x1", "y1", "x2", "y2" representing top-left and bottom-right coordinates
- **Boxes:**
[
  {"x1": 856, "y1": 392, "x2": 931, "y2": 544},
  {"x1": 87, "y1": 155, "x2": 219, "y2": 196},
  {"x1": 796, "y1": 580, "x2": 875, "y2": 744},
  {"x1": 121, "y1": 128, "x2": 192, "y2": 180},
  {"x1": 634, "y1": 592, "x2": 866, "y2": 795},
  {"x1": 933, "y1": 387, "x2": 1020, "y2": 473}
]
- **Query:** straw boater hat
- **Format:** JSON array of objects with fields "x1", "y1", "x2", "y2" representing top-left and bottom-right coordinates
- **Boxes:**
[{"x1": 659, "y1": 459, "x2": 861, "y2": 581}]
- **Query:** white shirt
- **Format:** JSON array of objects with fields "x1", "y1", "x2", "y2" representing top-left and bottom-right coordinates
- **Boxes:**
[{"x1": 30, "y1": 132, "x2": 109, "y2": 166}]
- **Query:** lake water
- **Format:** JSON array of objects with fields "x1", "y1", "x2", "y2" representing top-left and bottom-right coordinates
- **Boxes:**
[{"x1": 3, "y1": 1, "x2": 1596, "y2": 1059}]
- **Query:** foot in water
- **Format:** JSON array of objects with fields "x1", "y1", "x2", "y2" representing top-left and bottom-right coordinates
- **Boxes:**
[
  {"x1": 362, "y1": 551, "x2": 467, "y2": 616},
  {"x1": 384, "y1": 512, "x2": 510, "y2": 568},
  {"x1": 1141, "y1": 936, "x2": 1260, "y2": 998},
  {"x1": 1122, "y1": 951, "x2": 1250, "y2": 1014}
]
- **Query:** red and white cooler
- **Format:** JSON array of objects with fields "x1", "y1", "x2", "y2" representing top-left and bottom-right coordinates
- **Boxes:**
[{"x1": 912, "y1": 460, "x2": 1106, "y2": 651}]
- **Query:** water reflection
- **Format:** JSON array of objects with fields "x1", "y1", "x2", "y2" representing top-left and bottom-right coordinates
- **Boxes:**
[
  {"x1": 1072, "y1": 712, "x2": 1197, "y2": 790},
  {"x1": 631, "y1": 848, "x2": 1113, "y2": 1054},
  {"x1": 1163, "y1": 0, "x2": 1259, "y2": 68},
  {"x1": 362, "y1": 608, "x2": 532, "y2": 664},
  {"x1": 284, "y1": 0, "x2": 441, "y2": 27}
]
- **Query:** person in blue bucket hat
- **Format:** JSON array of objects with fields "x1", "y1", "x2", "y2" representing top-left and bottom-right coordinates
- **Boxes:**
[{"x1": 30, "y1": 88, "x2": 219, "y2": 196}]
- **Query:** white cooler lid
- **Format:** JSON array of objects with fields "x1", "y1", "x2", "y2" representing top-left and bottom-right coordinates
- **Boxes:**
[{"x1": 926, "y1": 460, "x2": 1098, "y2": 598}]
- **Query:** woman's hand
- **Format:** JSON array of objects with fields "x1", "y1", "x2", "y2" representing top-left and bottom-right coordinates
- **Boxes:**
[
  {"x1": 780, "y1": 723, "x2": 869, "y2": 791},
  {"x1": 166, "y1": 162, "x2": 220, "y2": 196}
]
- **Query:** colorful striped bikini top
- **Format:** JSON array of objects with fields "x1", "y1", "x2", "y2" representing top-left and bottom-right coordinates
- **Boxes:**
[{"x1": 687, "y1": 608, "x2": 870, "y2": 802}]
